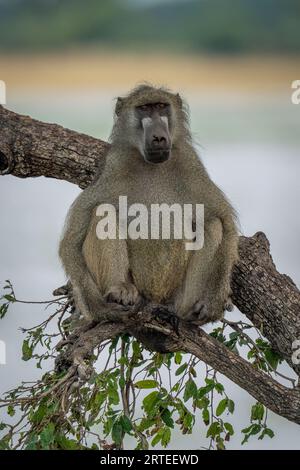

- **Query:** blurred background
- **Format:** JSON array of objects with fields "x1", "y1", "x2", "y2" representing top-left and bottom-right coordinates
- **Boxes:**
[{"x1": 0, "y1": 0, "x2": 300, "y2": 450}]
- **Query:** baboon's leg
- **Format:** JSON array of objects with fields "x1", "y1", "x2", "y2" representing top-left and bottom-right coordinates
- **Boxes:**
[
  {"x1": 203, "y1": 218, "x2": 238, "y2": 321},
  {"x1": 82, "y1": 210, "x2": 141, "y2": 308},
  {"x1": 174, "y1": 218, "x2": 237, "y2": 323}
]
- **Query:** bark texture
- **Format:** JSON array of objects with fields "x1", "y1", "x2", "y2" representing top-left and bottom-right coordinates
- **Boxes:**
[{"x1": 0, "y1": 105, "x2": 109, "y2": 188}]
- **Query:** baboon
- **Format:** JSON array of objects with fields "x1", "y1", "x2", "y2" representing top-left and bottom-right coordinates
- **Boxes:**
[{"x1": 59, "y1": 85, "x2": 239, "y2": 350}]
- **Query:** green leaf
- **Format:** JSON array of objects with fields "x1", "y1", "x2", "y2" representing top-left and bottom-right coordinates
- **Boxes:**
[
  {"x1": 119, "y1": 415, "x2": 133, "y2": 433},
  {"x1": 175, "y1": 363, "x2": 188, "y2": 376},
  {"x1": 215, "y1": 382, "x2": 224, "y2": 394},
  {"x1": 0, "y1": 303, "x2": 9, "y2": 319},
  {"x1": 143, "y1": 391, "x2": 160, "y2": 414},
  {"x1": 25, "y1": 433, "x2": 39, "y2": 450},
  {"x1": 22, "y1": 339, "x2": 33, "y2": 361},
  {"x1": 134, "y1": 380, "x2": 158, "y2": 389},
  {"x1": 216, "y1": 436, "x2": 225, "y2": 450},
  {"x1": 224, "y1": 422, "x2": 234, "y2": 436},
  {"x1": 138, "y1": 417, "x2": 155, "y2": 432},
  {"x1": 183, "y1": 379, "x2": 197, "y2": 402},
  {"x1": 202, "y1": 408, "x2": 210, "y2": 425},
  {"x1": 118, "y1": 376, "x2": 126, "y2": 389},
  {"x1": 112, "y1": 422, "x2": 123, "y2": 446},
  {"x1": 183, "y1": 411, "x2": 194, "y2": 431},
  {"x1": 56, "y1": 434, "x2": 79, "y2": 450},
  {"x1": 103, "y1": 417, "x2": 113, "y2": 436},
  {"x1": 205, "y1": 378, "x2": 215, "y2": 386},
  {"x1": 151, "y1": 431, "x2": 162, "y2": 447},
  {"x1": 242, "y1": 423, "x2": 262, "y2": 442},
  {"x1": 161, "y1": 427, "x2": 171, "y2": 447},
  {"x1": 216, "y1": 398, "x2": 228, "y2": 417},
  {"x1": 175, "y1": 352, "x2": 182, "y2": 364},
  {"x1": 250, "y1": 424, "x2": 262, "y2": 435},
  {"x1": 40, "y1": 423, "x2": 55, "y2": 449},
  {"x1": 206, "y1": 422, "x2": 221, "y2": 439},
  {"x1": 109, "y1": 335, "x2": 120, "y2": 351},
  {"x1": 241, "y1": 424, "x2": 253, "y2": 434},
  {"x1": 227, "y1": 399, "x2": 235, "y2": 414},
  {"x1": 264, "y1": 348, "x2": 277, "y2": 369},
  {"x1": 31, "y1": 403, "x2": 48, "y2": 423},
  {"x1": 251, "y1": 403, "x2": 264, "y2": 421},
  {"x1": 7, "y1": 405, "x2": 15, "y2": 417},
  {"x1": 161, "y1": 408, "x2": 174, "y2": 428},
  {"x1": 195, "y1": 396, "x2": 209, "y2": 410},
  {"x1": 259, "y1": 427, "x2": 274, "y2": 440},
  {"x1": 94, "y1": 391, "x2": 107, "y2": 408},
  {"x1": 118, "y1": 357, "x2": 127, "y2": 365},
  {"x1": 108, "y1": 388, "x2": 119, "y2": 405},
  {"x1": 264, "y1": 428, "x2": 274, "y2": 438},
  {"x1": 0, "y1": 436, "x2": 10, "y2": 450},
  {"x1": 132, "y1": 340, "x2": 141, "y2": 356},
  {"x1": 198, "y1": 383, "x2": 214, "y2": 398},
  {"x1": 3, "y1": 294, "x2": 15, "y2": 302}
]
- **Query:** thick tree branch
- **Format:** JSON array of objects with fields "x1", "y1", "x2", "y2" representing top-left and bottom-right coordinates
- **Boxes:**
[
  {"x1": 234, "y1": 233, "x2": 300, "y2": 375},
  {"x1": 1, "y1": 105, "x2": 300, "y2": 424},
  {"x1": 0, "y1": 105, "x2": 109, "y2": 188}
]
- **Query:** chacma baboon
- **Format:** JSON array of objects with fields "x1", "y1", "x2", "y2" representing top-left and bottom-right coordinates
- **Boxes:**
[{"x1": 59, "y1": 85, "x2": 238, "y2": 349}]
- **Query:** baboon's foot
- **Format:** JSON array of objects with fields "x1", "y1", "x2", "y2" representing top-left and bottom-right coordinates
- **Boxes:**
[
  {"x1": 205, "y1": 293, "x2": 234, "y2": 323},
  {"x1": 187, "y1": 294, "x2": 233, "y2": 325},
  {"x1": 224, "y1": 296, "x2": 234, "y2": 312},
  {"x1": 186, "y1": 300, "x2": 210, "y2": 325},
  {"x1": 53, "y1": 282, "x2": 71, "y2": 297},
  {"x1": 105, "y1": 282, "x2": 141, "y2": 307}
]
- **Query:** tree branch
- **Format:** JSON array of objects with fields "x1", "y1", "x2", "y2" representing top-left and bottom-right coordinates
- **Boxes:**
[
  {"x1": 234, "y1": 233, "x2": 300, "y2": 375},
  {"x1": 1, "y1": 105, "x2": 300, "y2": 425},
  {"x1": 0, "y1": 105, "x2": 109, "y2": 188},
  {"x1": 55, "y1": 306, "x2": 300, "y2": 425}
]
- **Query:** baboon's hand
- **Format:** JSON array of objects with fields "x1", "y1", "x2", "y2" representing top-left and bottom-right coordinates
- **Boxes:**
[{"x1": 105, "y1": 282, "x2": 141, "y2": 307}]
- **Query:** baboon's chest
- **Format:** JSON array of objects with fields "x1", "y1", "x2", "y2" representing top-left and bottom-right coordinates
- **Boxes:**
[
  {"x1": 127, "y1": 238, "x2": 190, "y2": 303},
  {"x1": 116, "y1": 168, "x2": 194, "y2": 301}
]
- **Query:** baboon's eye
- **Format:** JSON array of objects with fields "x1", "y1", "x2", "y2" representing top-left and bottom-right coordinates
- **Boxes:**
[{"x1": 157, "y1": 103, "x2": 168, "y2": 109}]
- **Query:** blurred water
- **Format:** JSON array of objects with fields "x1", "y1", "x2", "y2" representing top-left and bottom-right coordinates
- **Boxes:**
[{"x1": 0, "y1": 90, "x2": 299, "y2": 449}]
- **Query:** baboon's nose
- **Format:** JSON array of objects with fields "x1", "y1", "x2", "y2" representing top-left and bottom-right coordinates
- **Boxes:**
[{"x1": 152, "y1": 135, "x2": 167, "y2": 147}]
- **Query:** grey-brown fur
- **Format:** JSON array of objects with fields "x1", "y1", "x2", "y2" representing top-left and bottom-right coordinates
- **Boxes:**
[{"x1": 59, "y1": 85, "x2": 239, "y2": 349}]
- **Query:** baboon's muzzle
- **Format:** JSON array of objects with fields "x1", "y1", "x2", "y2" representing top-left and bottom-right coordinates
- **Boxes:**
[{"x1": 142, "y1": 114, "x2": 171, "y2": 164}]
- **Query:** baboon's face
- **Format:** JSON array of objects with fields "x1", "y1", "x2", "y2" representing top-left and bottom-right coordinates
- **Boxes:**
[{"x1": 135, "y1": 101, "x2": 172, "y2": 164}]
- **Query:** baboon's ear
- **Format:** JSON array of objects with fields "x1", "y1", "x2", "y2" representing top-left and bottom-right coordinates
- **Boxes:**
[
  {"x1": 115, "y1": 97, "x2": 124, "y2": 116},
  {"x1": 176, "y1": 93, "x2": 183, "y2": 108}
]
